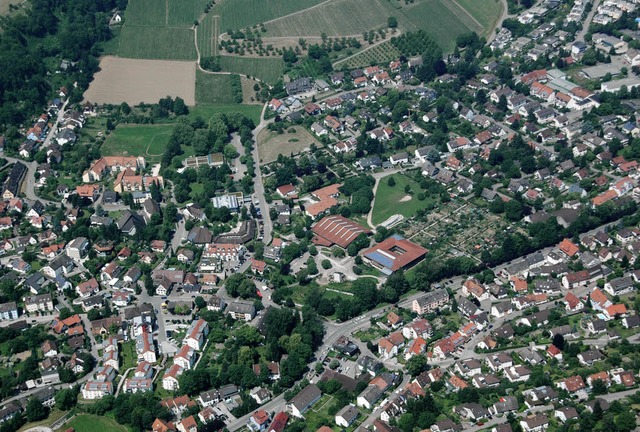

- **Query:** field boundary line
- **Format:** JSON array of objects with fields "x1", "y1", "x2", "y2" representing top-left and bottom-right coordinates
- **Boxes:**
[
  {"x1": 193, "y1": 26, "x2": 273, "y2": 88},
  {"x1": 437, "y1": 0, "x2": 482, "y2": 31},
  {"x1": 165, "y1": 0, "x2": 168, "y2": 25}
]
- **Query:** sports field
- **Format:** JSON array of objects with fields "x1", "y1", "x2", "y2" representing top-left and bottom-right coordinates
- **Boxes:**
[
  {"x1": 371, "y1": 174, "x2": 435, "y2": 225},
  {"x1": 101, "y1": 124, "x2": 174, "y2": 164},
  {"x1": 83, "y1": 56, "x2": 196, "y2": 105},
  {"x1": 66, "y1": 414, "x2": 127, "y2": 432},
  {"x1": 218, "y1": 56, "x2": 285, "y2": 85}
]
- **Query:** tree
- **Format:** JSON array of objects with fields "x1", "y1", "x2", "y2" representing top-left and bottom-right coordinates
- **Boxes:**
[
  {"x1": 55, "y1": 388, "x2": 78, "y2": 410},
  {"x1": 388, "y1": 16, "x2": 398, "y2": 28},
  {"x1": 591, "y1": 379, "x2": 608, "y2": 395},
  {"x1": 26, "y1": 397, "x2": 48, "y2": 422},
  {"x1": 505, "y1": 200, "x2": 524, "y2": 221},
  {"x1": 552, "y1": 333, "x2": 565, "y2": 351},
  {"x1": 194, "y1": 296, "x2": 206, "y2": 309},
  {"x1": 616, "y1": 410, "x2": 636, "y2": 432},
  {"x1": 406, "y1": 355, "x2": 429, "y2": 376},
  {"x1": 387, "y1": 176, "x2": 396, "y2": 187}
]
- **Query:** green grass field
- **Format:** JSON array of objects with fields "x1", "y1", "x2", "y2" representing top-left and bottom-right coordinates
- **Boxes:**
[
  {"x1": 213, "y1": 0, "x2": 324, "y2": 32},
  {"x1": 195, "y1": 71, "x2": 238, "y2": 104},
  {"x1": 372, "y1": 174, "x2": 434, "y2": 225},
  {"x1": 218, "y1": 56, "x2": 285, "y2": 85},
  {"x1": 117, "y1": 26, "x2": 197, "y2": 60},
  {"x1": 265, "y1": 0, "x2": 394, "y2": 37},
  {"x1": 67, "y1": 414, "x2": 127, "y2": 432},
  {"x1": 188, "y1": 104, "x2": 263, "y2": 125},
  {"x1": 101, "y1": 124, "x2": 174, "y2": 164}
]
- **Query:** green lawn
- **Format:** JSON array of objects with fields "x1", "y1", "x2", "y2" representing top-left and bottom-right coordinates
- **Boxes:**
[
  {"x1": 188, "y1": 104, "x2": 262, "y2": 125},
  {"x1": 195, "y1": 71, "x2": 238, "y2": 104},
  {"x1": 371, "y1": 174, "x2": 434, "y2": 225},
  {"x1": 66, "y1": 414, "x2": 127, "y2": 432},
  {"x1": 120, "y1": 340, "x2": 137, "y2": 371},
  {"x1": 101, "y1": 124, "x2": 174, "y2": 164},
  {"x1": 218, "y1": 56, "x2": 285, "y2": 85}
]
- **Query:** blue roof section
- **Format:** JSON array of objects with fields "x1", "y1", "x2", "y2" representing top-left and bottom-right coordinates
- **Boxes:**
[
  {"x1": 391, "y1": 234, "x2": 405, "y2": 240},
  {"x1": 365, "y1": 251, "x2": 395, "y2": 270}
]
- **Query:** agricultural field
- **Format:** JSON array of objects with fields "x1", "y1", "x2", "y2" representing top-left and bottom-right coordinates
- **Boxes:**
[
  {"x1": 122, "y1": 0, "x2": 166, "y2": 26},
  {"x1": 100, "y1": 124, "x2": 174, "y2": 164},
  {"x1": 197, "y1": 13, "x2": 220, "y2": 58},
  {"x1": 218, "y1": 56, "x2": 285, "y2": 84},
  {"x1": 257, "y1": 127, "x2": 320, "y2": 164},
  {"x1": 454, "y1": 0, "x2": 504, "y2": 31},
  {"x1": 168, "y1": 0, "x2": 210, "y2": 27},
  {"x1": 117, "y1": 26, "x2": 197, "y2": 60},
  {"x1": 395, "y1": 0, "x2": 484, "y2": 51},
  {"x1": 264, "y1": 0, "x2": 394, "y2": 37},
  {"x1": 66, "y1": 414, "x2": 127, "y2": 432},
  {"x1": 195, "y1": 71, "x2": 238, "y2": 104},
  {"x1": 83, "y1": 56, "x2": 196, "y2": 105},
  {"x1": 212, "y1": 0, "x2": 325, "y2": 33},
  {"x1": 372, "y1": 174, "x2": 435, "y2": 225},
  {"x1": 339, "y1": 40, "x2": 401, "y2": 69}
]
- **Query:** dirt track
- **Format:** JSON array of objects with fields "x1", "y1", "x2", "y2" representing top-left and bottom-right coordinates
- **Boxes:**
[{"x1": 83, "y1": 56, "x2": 196, "y2": 105}]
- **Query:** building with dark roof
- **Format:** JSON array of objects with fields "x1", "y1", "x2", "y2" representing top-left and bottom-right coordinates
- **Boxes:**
[
  {"x1": 116, "y1": 211, "x2": 146, "y2": 236},
  {"x1": 361, "y1": 235, "x2": 427, "y2": 275},
  {"x1": 287, "y1": 384, "x2": 322, "y2": 418},
  {"x1": 2, "y1": 162, "x2": 27, "y2": 200},
  {"x1": 311, "y1": 215, "x2": 371, "y2": 248}
]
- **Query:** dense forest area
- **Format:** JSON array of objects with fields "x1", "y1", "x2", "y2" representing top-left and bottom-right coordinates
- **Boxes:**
[{"x1": 0, "y1": 0, "x2": 123, "y2": 130}]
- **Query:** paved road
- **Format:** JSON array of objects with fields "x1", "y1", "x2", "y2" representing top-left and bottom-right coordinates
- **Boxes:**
[
  {"x1": 114, "y1": 367, "x2": 134, "y2": 396},
  {"x1": 172, "y1": 219, "x2": 187, "y2": 253},
  {"x1": 251, "y1": 103, "x2": 274, "y2": 245},
  {"x1": 79, "y1": 313, "x2": 100, "y2": 360},
  {"x1": 3, "y1": 156, "x2": 60, "y2": 206},
  {"x1": 576, "y1": 0, "x2": 602, "y2": 43}
]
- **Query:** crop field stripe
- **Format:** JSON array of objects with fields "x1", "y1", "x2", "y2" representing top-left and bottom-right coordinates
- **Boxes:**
[{"x1": 214, "y1": 15, "x2": 219, "y2": 56}]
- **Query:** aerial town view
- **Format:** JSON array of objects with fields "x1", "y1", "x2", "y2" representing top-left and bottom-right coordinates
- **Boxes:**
[{"x1": 2, "y1": 0, "x2": 640, "y2": 431}]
